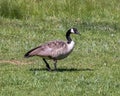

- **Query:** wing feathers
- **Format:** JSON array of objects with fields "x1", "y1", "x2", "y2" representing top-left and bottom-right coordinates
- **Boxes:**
[{"x1": 24, "y1": 41, "x2": 67, "y2": 58}]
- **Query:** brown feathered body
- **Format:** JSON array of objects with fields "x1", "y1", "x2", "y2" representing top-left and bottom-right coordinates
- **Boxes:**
[{"x1": 25, "y1": 40, "x2": 75, "y2": 60}]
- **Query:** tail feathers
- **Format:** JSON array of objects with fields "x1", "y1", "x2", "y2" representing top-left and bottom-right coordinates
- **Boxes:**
[
  {"x1": 24, "y1": 46, "x2": 40, "y2": 58},
  {"x1": 24, "y1": 51, "x2": 31, "y2": 58},
  {"x1": 24, "y1": 49, "x2": 35, "y2": 58}
]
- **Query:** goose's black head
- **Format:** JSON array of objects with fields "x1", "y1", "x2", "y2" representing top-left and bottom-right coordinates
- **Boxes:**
[
  {"x1": 68, "y1": 28, "x2": 79, "y2": 35},
  {"x1": 66, "y1": 28, "x2": 79, "y2": 44}
]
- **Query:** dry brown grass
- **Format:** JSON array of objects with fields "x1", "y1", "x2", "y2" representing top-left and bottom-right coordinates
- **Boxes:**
[{"x1": 0, "y1": 60, "x2": 32, "y2": 65}]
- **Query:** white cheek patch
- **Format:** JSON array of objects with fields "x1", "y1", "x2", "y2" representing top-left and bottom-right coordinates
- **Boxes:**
[{"x1": 71, "y1": 28, "x2": 74, "y2": 33}]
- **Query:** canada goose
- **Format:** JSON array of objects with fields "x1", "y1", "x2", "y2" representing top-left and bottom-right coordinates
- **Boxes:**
[{"x1": 24, "y1": 28, "x2": 79, "y2": 71}]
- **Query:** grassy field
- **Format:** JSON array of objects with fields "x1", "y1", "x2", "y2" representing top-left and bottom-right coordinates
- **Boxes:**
[{"x1": 0, "y1": 0, "x2": 120, "y2": 96}]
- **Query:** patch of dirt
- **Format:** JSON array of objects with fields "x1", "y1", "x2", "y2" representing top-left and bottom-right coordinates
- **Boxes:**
[{"x1": 0, "y1": 60, "x2": 32, "y2": 65}]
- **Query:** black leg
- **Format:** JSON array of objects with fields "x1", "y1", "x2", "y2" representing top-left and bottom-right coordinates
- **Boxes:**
[
  {"x1": 54, "y1": 60, "x2": 57, "y2": 71},
  {"x1": 43, "y1": 58, "x2": 51, "y2": 71}
]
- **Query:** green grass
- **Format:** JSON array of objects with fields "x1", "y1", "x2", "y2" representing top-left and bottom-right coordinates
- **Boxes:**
[{"x1": 0, "y1": 0, "x2": 120, "y2": 96}]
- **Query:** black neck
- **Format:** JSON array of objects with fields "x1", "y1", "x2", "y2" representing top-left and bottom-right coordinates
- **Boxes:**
[{"x1": 66, "y1": 31, "x2": 72, "y2": 44}]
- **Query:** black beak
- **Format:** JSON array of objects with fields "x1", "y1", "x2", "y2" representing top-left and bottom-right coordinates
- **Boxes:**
[{"x1": 75, "y1": 31, "x2": 80, "y2": 35}]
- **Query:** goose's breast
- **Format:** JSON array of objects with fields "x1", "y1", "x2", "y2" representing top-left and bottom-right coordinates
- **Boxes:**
[
  {"x1": 53, "y1": 41, "x2": 75, "y2": 60},
  {"x1": 67, "y1": 41, "x2": 75, "y2": 52}
]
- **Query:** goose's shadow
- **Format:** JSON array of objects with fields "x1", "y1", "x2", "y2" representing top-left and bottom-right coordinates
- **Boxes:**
[{"x1": 29, "y1": 68, "x2": 93, "y2": 72}]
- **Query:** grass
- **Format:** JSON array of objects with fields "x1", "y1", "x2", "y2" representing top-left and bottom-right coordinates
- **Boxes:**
[{"x1": 0, "y1": 0, "x2": 120, "y2": 96}]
